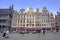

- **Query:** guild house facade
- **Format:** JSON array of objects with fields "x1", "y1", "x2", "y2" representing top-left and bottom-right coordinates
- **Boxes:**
[
  {"x1": 11, "y1": 7, "x2": 55, "y2": 31},
  {"x1": 55, "y1": 10, "x2": 60, "y2": 30},
  {"x1": 0, "y1": 5, "x2": 14, "y2": 31}
]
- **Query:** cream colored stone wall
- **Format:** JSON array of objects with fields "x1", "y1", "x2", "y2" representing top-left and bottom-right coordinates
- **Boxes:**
[{"x1": 11, "y1": 7, "x2": 55, "y2": 28}]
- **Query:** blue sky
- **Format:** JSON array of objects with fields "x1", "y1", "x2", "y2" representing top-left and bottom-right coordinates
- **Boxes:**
[{"x1": 0, "y1": 0, "x2": 60, "y2": 14}]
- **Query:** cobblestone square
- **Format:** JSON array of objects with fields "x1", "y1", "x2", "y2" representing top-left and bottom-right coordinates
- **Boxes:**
[{"x1": 0, "y1": 32, "x2": 60, "y2": 40}]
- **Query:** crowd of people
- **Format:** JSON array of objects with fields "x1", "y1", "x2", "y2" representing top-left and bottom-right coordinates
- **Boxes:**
[{"x1": 0, "y1": 28, "x2": 60, "y2": 39}]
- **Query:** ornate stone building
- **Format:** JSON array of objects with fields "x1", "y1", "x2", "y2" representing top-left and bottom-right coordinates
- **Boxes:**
[
  {"x1": 11, "y1": 7, "x2": 55, "y2": 31},
  {"x1": 55, "y1": 10, "x2": 60, "y2": 30},
  {"x1": 0, "y1": 5, "x2": 14, "y2": 31}
]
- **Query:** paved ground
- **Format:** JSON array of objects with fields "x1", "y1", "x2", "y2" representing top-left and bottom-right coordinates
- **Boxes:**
[{"x1": 0, "y1": 32, "x2": 60, "y2": 40}]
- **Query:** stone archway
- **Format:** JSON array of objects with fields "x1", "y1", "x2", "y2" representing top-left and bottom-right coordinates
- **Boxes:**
[{"x1": 2, "y1": 25, "x2": 7, "y2": 30}]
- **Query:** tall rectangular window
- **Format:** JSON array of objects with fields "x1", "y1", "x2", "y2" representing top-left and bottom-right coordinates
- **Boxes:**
[{"x1": 18, "y1": 19, "x2": 19, "y2": 23}]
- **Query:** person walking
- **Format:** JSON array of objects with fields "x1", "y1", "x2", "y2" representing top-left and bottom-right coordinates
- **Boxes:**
[
  {"x1": 43, "y1": 30, "x2": 45, "y2": 35},
  {"x1": 42, "y1": 28, "x2": 46, "y2": 35},
  {"x1": 5, "y1": 30, "x2": 9, "y2": 38},
  {"x1": 3, "y1": 31, "x2": 6, "y2": 38}
]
